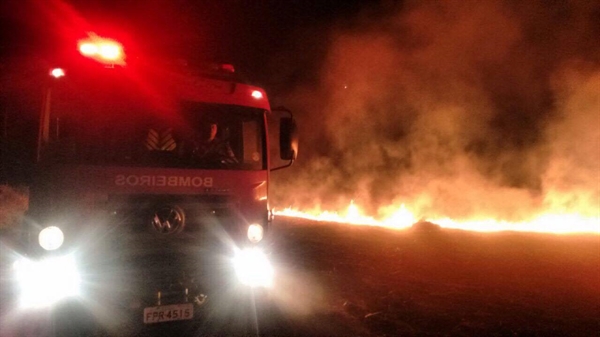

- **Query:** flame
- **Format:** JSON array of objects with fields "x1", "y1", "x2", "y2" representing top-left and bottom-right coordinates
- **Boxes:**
[{"x1": 275, "y1": 201, "x2": 600, "y2": 234}]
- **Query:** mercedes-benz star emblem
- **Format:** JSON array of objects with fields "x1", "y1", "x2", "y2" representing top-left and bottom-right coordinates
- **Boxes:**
[{"x1": 152, "y1": 206, "x2": 185, "y2": 234}]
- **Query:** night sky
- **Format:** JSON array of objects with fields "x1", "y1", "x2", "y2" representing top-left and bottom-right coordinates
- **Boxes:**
[
  {"x1": 0, "y1": 0, "x2": 367, "y2": 88},
  {"x1": 1, "y1": 0, "x2": 599, "y2": 222}
]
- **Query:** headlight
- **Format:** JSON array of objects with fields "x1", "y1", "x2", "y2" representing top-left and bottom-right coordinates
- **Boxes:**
[
  {"x1": 247, "y1": 224, "x2": 264, "y2": 243},
  {"x1": 38, "y1": 226, "x2": 64, "y2": 251},
  {"x1": 233, "y1": 248, "x2": 274, "y2": 288},
  {"x1": 14, "y1": 255, "x2": 81, "y2": 308}
]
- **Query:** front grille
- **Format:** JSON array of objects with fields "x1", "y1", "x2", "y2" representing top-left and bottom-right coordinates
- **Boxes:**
[
  {"x1": 84, "y1": 194, "x2": 242, "y2": 302},
  {"x1": 108, "y1": 194, "x2": 239, "y2": 233}
]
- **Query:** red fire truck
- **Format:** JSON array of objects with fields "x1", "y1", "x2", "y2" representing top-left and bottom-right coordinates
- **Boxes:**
[{"x1": 11, "y1": 36, "x2": 297, "y2": 334}]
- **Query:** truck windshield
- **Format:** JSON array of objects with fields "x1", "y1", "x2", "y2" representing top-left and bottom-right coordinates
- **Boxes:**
[{"x1": 43, "y1": 78, "x2": 266, "y2": 170}]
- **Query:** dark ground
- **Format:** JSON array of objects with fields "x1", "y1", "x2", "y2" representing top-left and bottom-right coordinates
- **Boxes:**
[
  {"x1": 266, "y1": 217, "x2": 599, "y2": 336},
  {"x1": 1, "y1": 217, "x2": 599, "y2": 336}
]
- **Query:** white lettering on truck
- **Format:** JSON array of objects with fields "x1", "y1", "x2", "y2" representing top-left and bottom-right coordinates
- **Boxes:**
[{"x1": 115, "y1": 175, "x2": 214, "y2": 188}]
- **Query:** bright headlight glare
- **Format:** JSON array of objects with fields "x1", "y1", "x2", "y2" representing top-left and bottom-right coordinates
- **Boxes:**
[
  {"x1": 247, "y1": 224, "x2": 264, "y2": 243},
  {"x1": 14, "y1": 255, "x2": 80, "y2": 308},
  {"x1": 233, "y1": 248, "x2": 274, "y2": 288},
  {"x1": 39, "y1": 226, "x2": 64, "y2": 251}
]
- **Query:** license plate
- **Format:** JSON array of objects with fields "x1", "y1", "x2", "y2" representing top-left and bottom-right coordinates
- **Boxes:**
[{"x1": 143, "y1": 303, "x2": 194, "y2": 324}]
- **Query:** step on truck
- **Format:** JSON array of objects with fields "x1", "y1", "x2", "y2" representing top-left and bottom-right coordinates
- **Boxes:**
[{"x1": 10, "y1": 36, "x2": 298, "y2": 335}]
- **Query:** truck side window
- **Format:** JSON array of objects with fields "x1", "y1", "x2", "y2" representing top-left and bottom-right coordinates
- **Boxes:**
[{"x1": 242, "y1": 120, "x2": 262, "y2": 170}]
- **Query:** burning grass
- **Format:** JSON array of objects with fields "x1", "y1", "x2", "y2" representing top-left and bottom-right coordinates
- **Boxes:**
[{"x1": 276, "y1": 200, "x2": 600, "y2": 234}]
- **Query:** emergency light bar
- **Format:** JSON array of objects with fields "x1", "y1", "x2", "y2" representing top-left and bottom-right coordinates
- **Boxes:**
[{"x1": 78, "y1": 37, "x2": 125, "y2": 65}]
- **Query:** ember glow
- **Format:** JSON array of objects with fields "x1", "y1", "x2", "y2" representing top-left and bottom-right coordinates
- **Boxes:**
[{"x1": 275, "y1": 202, "x2": 600, "y2": 234}]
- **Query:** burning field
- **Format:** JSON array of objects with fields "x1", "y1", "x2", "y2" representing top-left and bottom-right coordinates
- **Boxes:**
[
  {"x1": 269, "y1": 0, "x2": 599, "y2": 236},
  {"x1": 264, "y1": 4, "x2": 600, "y2": 333}
]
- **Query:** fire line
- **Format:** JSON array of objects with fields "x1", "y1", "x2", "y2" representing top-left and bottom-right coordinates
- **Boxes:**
[{"x1": 275, "y1": 202, "x2": 600, "y2": 235}]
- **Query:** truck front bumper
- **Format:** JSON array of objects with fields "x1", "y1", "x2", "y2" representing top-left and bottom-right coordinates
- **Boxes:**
[{"x1": 12, "y1": 246, "x2": 274, "y2": 311}]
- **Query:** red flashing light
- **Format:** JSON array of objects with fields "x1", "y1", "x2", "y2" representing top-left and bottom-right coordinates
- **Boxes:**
[
  {"x1": 50, "y1": 68, "x2": 65, "y2": 78},
  {"x1": 79, "y1": 43, "x2": 98, "y2": 56},
  {"x1": 251, "y1": 90, "x2": 263, "y2": 99},
  {"x1": 98, "y1": 43, "x2": 121, "y2": 60},
  {"x1": 78, "y1": 37, "x2": 124, "y2": 65}
]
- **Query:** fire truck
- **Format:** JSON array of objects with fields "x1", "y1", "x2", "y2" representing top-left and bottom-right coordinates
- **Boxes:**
[{"x1": 10, "y1": 36, "x2": 297, "y2": 334}]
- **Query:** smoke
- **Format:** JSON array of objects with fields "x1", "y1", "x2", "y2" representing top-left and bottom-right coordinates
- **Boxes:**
[
  {"x1": 543, "y1": 64, "x2": 600, "y2": 216},
  {"x1": 272, "y1": 0, "x2": 600, "y2": 222}
]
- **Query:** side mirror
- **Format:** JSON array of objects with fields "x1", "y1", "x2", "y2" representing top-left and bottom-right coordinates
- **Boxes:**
[
  {"x1": 271, "y1": 107, "x2": 298, "y2": 171},
  {"x1": 280, "y1": 117, "x2": 298, "y2": 161}
]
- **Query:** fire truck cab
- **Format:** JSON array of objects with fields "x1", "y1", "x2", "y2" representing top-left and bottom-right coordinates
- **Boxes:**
[{"x1": 12, "y1": 37, "x2": 297, "y2": 333}]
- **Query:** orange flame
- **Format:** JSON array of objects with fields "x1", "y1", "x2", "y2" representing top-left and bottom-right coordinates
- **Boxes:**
[{"x1": 275, "y1": 201, "x2": 599, "y2": 234}]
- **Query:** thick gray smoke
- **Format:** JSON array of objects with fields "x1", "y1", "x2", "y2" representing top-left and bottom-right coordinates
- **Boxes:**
[{"x1": 271, "y1": 0, "x2": 600, "y2": 222}]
